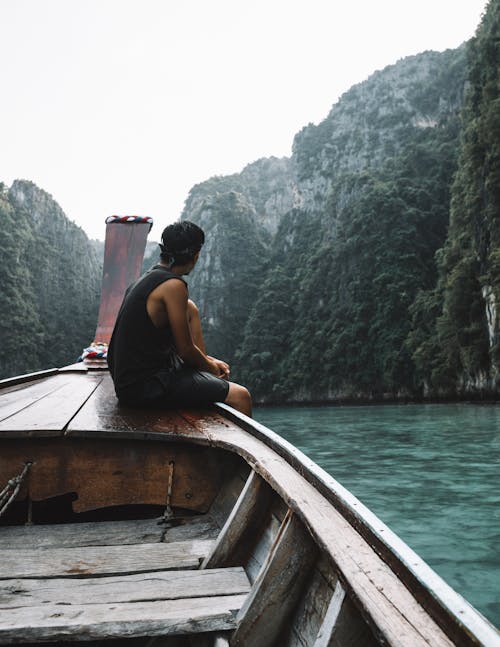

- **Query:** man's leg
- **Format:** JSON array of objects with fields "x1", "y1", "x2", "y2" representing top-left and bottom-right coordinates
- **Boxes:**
[
  {"x1": 225, "y1": 382, "x2": 252, "y2": 417},
  {"x1": 187, "y1": 299, "x2": 252, "y2": 417}
]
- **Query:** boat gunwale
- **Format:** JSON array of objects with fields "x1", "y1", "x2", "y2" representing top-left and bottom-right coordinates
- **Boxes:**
[
  {"x1": 1, "y1": 368, "x2": 498, "y2": 645},
  {"x1": 214, "y1": 402, "x2": 500, "y2": 647},
  {"x1": 0, "y1": 368, "x2": 59, "y2": 390}
]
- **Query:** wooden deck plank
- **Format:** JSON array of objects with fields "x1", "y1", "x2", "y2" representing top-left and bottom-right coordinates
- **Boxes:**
[
  {"x1": 0, "y1": 515, "x2": 220, "y2": 549},
  {"x1": 0, "y1": 593, "x2": 247, "y2": 643},
  {"x1": 0, "y1": 374, "x2": 102, "y2": 435},
  {"x1": 0, "y1": 374, "x2": 75, "y2": 423},
  {"x1": 0, "y1": 567, "x2": 250, "y2": 608},
  {"x1": 193, "y1": 413, "x2": 455, "y2": 647},
  {"x1": 230, "y1": 510, "x2": 318, "y2": 647},
  {"x1": 66, "y1": 376, "x2": 209, "y2": 442},
  {"x1": 202, "y1": 470, "x2": 271, "y2": 569},
  {"x1": 0, "y1": 539, "x2": 214, "y2": 579}
]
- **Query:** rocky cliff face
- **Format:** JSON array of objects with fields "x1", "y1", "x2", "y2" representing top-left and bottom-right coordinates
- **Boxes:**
[{"x1": 180, "y1": 45, "x2": 471, "y2": 402}]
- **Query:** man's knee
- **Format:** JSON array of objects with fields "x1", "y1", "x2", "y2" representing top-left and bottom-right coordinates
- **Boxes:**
[{"x1": 225, "y1": 383, "x2": 252, "y2": 416}]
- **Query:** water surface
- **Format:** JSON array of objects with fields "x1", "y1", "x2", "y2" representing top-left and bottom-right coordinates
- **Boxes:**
[{"x1": 254, "y1": 403, "x2": 500, "y2": 628}]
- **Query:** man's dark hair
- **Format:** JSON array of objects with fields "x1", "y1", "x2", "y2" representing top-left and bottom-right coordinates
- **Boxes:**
[{"x1": 160, "y1": 221, "x2": 205, "y2": 267}]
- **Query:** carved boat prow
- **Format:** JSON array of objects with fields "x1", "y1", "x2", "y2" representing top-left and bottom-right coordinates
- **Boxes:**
[{"x1": 0, "y1": 218, "x2": 498, "y2": 646}]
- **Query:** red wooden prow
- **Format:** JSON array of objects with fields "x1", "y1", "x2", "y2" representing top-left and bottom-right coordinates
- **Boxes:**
[{"x1": 94, "y1": 216, "x2": 153, "y2": 345}]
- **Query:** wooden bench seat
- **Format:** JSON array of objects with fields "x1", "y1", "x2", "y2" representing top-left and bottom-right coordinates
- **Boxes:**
[
  {"x1": 0, "y1": 515, "x2": 220, "y2": 550},
  {"x1": 0, "y1": 521, "x2": 250, "y2": 643},
  {"x1": 0, "y1": 568, "x2": 250, "y2": 643},
  {"x1": 0, "y1": 539, "x2": 215, "y2": 579}
]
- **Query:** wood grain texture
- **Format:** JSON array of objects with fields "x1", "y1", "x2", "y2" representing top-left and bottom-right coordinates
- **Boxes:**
[
  {"x1": 0, "y1": 374, "x2": 102, "y2": 436},
  {"x1": 202, "y1": 470, "x2": 272, "y2": 569},
  {"x1": 215, "y1": 404, "x2": 500, "y2": 647},
  {"x1": 0, "y1": 593, "x2": 247, "y2": 643},
  {"x1": 313, "y1": 581, "x2": 346, "y2": 647},
  {"x1": 193, "y1": 414, "x2": 455, "y2": 647},
  {"x1": 0, "y1": 369, "x2": 59, "y2": 390},
  {"x1": 230, "y1": 511, "x2": 318, "y2": 647},
  {"x1": 0, "y1": 539, "x2": 214, "y2": 578},
  {"x1": 66, "y1": 376, "x2": 210, "y2": 443},
  {"x1": 0, "y1": 515, "x2": 220, "y2": 549},
  {"x1": 0, "y1": 437, "x2": 221, "y2": 512},
  {"x1": 0, "y1": 567, "x2": 250, "y2": 608},
  {"x1": 285, "y1": 554, "x2": 339, "y2": 647}
]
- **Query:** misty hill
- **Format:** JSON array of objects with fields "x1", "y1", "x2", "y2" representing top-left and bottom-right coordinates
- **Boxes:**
[
  {"x1": 181, "y1": 0, "x2": 499, "y2": 402},
  {"x1": 0, "y1": 181, "x2": 101, "y2": 378}
]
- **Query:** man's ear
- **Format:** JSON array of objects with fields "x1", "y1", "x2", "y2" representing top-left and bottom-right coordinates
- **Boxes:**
[{"x1": 193, "y1": 251, "x2": 200, "y2": 263}]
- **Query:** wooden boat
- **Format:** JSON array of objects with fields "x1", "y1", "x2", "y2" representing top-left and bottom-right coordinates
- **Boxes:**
[{"x1": 0, "y1": 218, "x2": 498, "y2": 647}]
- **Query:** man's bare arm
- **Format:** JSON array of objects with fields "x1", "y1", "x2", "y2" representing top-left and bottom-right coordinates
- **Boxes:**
[{"x1": 161, "y1": 279, "x2": 221, "y2": 375}]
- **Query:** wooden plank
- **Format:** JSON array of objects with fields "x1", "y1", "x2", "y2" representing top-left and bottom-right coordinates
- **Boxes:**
[
  {"x1": 66, "y1": 375, "x2": 209, "y2": 442},
  {"x1": 209, "y1": 472, "x2": 248, "y2": 528},
  {"x1": 243, "y1": 507, "x2": 282, "y2": 585},
  {"x1": 0, "y1": 368, "x2": 59, "y2": 390},
  {"x1": 202, "y1": 470, "x2": 271, "y2": 569},
  {"x1": 0, "y1": 593, "x2": 247, "y2": 643},
  {"x1": 0, "y1": 437, "x2": 221, "y2": 513},
  {"x1": 215, "y1": 405, "x2": 500, "y2": 647},
  {"x1": 197, "y1": 414, "x2": 455, "y2": 647},
  {"x1": 0, "y1": 374, "x2": 74, "y2": 423},
  {"x1": 58, "y1": 362, "x2": 89, "y2": 372},
  {"x1": 0, "y1": 374, "x2": 102, "y2": 435},
  {"x1": 0, "y1": 539, "x2": 214, "y2": 578},
  {"x1": 230, "y1": 510, "x2": 318, "y2": 647},
  {"x1": 314, "y1": 581, "x2": 346, "y2": 646},
  {"x1": 0, "y1": 515, "x2": 220, "y2": 549},
  {"x1": 285, "y1": 554, "x2": 339, "y2": 647},
  {"x1": 317, "y1": 594, "x2": 379, "y2": 647},
  {"x1": 0, "y1": 567, "x2": 250, "y2": 608}
]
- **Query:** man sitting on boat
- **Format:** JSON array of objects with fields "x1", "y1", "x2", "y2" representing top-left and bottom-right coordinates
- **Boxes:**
[{"x1": 107, "y1": 220, "x2": 252, "y2": 416}]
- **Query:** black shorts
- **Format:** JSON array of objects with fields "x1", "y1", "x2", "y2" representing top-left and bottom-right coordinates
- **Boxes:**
[{"x1": 119, "y1": 367, "x2": 230, "y2": 408}]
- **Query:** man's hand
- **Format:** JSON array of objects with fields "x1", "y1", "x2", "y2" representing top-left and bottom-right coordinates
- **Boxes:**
[{"x1": 208, "y1": 357, "x2": 230, "y2": 379}]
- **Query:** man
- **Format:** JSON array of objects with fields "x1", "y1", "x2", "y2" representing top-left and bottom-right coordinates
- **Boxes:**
[{"x1": 107, "y1": 220, "x2": 252, "y2": 416}]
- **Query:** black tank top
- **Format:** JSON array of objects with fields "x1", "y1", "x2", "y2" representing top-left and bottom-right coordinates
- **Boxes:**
[{"x1": 107, "y1": 265, "x2": 186, "y2": 394}]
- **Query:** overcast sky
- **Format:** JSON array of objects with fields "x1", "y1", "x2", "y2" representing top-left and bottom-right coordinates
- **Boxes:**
[{"x1": 0, "y1": 0, "x2": 489, "y2": 240}]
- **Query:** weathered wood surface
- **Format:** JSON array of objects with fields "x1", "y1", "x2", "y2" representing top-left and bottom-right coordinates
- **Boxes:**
[
  {"x1": 0, "y1": 438, "x2": 220, "y2": 513},
  {"x1": 216, "y1": 405, "x2": 500, "y2": 647},
  {"x1": 0, "y1": 368, "x2": 59, "y2": 390},
  {"x1": 313, "y1": 580, "x2": 347, "y2": 646},
  {"x1": 319, "y1": 595, "x2": 379, "y2": 647},
  {"x1": 230, "y1": 510, "x2": 318, "y2": 647},
  {"x1": 0, "y1": 515, "x2": 220, "y2": 549},
  {"x1": 0, "y1": 539, "x2": 214, "y2": 578},
  {"x1": 66, "y1": 376, "x2": 210, "y2": 442},
  {"x1": 209, "y1": 473, "x2": 248, "y2": 528},
  {"x1": 0, "y1": 593, "x2": 247, "y2": 643},
  {"x1": 285, "y1": 554, "x2": 339, "y2": 647},
  {"x1": 242, "y1": 496, "x2": 287, "y2": 585},
  {"x1": 0, "y1": 374, "x2": 102, "y2": 436},
  {"x1": 188, "y1": 412, "x2": 455, "y2": 647},
  {"x1": 0, "y1": 567, "x2": 250, "y2": 608},
  {"x1": 202, "y1": 470, "x2": 271, "y2": 569}
]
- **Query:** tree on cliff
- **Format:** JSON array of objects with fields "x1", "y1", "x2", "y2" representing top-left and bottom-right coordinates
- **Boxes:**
[{"x1": 408, "y1": 0, "x2": 500, "y2": 394}]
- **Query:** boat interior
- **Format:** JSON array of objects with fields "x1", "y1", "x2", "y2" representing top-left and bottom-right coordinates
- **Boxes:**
[{"x1": 0, "y1": 367, "x2": 496, "y2": 647}]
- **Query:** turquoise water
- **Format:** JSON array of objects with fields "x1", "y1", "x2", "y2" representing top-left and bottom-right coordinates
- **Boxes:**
[{"x1": 254, "y1": 403, "x2": 500, "y2": 628}]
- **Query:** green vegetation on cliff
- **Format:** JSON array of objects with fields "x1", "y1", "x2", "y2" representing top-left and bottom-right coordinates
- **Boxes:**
[
  {"x1": 0, "y1": 181, "x2": 101, "y2": 378},
  {"x1": 408, "y1": 0, "x2": 500, "y2": 395},
  {"x1": 183, "y1": 42, "x2": 475, "y2": 401}
]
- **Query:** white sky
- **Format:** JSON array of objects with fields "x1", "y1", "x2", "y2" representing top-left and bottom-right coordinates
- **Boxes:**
[{"x1": 0, "y1": 0, "x2": 488, "y2": 240}]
